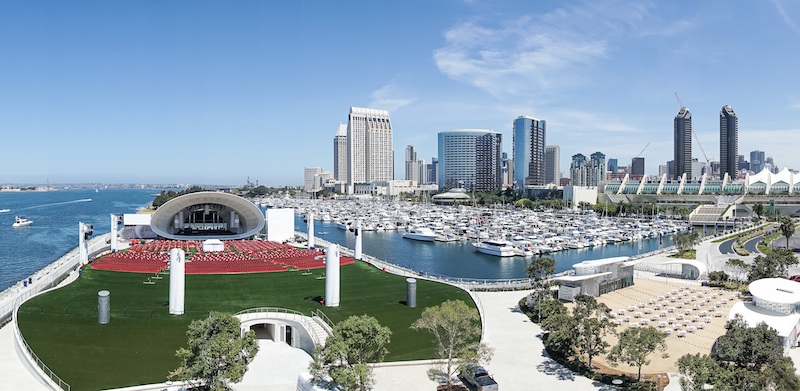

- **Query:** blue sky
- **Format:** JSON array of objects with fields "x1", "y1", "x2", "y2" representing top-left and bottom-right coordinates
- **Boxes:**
[{"x1": 2, "y1": 1, "x2": 800, "y2": 186}]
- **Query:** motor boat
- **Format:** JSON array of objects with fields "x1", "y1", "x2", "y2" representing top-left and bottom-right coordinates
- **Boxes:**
[
  {"x1": 403, "y1": 227, "x2": 437, "y2": 242},
  {"x1": 472, "y1": 239, "x2": 517, "y2": 257},
  {"x1": 12, "y1": 216, "x2": 32, "y2": 228}
]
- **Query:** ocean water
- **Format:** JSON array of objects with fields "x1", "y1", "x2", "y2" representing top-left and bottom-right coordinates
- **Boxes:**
[
  {"x1": 292, "y1": 218, "x2": 678, "y2": 280},
  {"x1": 0, "y1": 189, "x2": 155, "y2": 291}
]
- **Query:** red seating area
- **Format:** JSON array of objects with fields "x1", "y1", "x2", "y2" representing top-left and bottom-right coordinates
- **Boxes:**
[
  {"x1": 91, "y1": 251, "x2": 169, "y2": 273},
  {"x1": 92, "y1": 239, "x2": 355, "y2": 274}
]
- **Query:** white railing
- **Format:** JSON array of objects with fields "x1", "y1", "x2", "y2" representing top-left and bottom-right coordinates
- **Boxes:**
[
  {"x1": 8, "y1": 234, "x2": 112, "y2": 391},
  {"x1": 234, "y1": 307, "x2": 323, "y2": 345},
  {"x1": 12, "y1": 303, "x2": 71, "y2": 390},
  {"x1": 2, "y1": 234, "x2": 110, "y2": 324},
  {"x1": 311, "y1": 309, "x2": 334, "y2": 334}
]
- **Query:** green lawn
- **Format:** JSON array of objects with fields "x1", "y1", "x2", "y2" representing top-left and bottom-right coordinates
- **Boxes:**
[{"x1": 17, "y1": 262, "x2": 476, "y2": 390}]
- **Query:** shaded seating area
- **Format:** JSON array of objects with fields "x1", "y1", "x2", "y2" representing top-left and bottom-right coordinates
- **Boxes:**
[{"x1": 92, "y1": 239, "x2": 355, "y2": 275}]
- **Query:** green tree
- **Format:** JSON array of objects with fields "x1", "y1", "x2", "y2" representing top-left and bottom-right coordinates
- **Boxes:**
[
  {"x1": 572, "y1": 294, "x2": 616, "y2": 369},
  {"x1": 311, "y1": 315, "x2": 391, "y2": 391},
  {"x1": 752, "y1": 203, "x2": 765, "y2": 218},
  {"x1": 675, "y1": 231, "x2": 700, "y2": 256},
  {"x1": 170, "y1": 312, "x2": 259, "y2": 391},
  {"x1": 411, "y1": 300, "x2": 492, "y2": 390},
  {"x1": 678, "y1": 315, "x2": 800, "y2": 391},
  {"x1": 607, "y1": 327, "x2": 668, "y2": 381},
  {"x1": 747, "y1": 248, "x2": 799, "y2": 282},
  {"x1": 531, "y1": 297, "x2": 567, "y2": 325},
  {"x1": 779, "y1": 216, "x2": 796, "y2": 250},
  {"x1": 526, "y1": 257, "x2": 557, "y2": 322},
  {"x1": 726, "y1": 258, "x2": 748, "y2": 282}
]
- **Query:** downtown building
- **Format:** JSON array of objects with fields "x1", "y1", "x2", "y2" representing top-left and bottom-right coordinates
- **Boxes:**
[
  {"x1": 544, "y1": 145, "x2": 561, "y2": 186},
  {"x1": 570, "y1": 152, "x2": 606, "y2": 187},
  {"x1": 720, "y1": 105, "x2": 738, "y2": 179},
  {"x1": 674, "y1": 107, "x2": 693, "y2": 179},
  {"x1": 438, "y1": 129, "x2": 502, "y2": 192},
  {"x1": 347, "y1": 107, "x2": 393, "y2": 192},
  {"x1": 333, "y1": 124, "x2": 348, "y2": 181},
  {"x1": 512, "y1": 116, "x2": 546, "y2": 191}
]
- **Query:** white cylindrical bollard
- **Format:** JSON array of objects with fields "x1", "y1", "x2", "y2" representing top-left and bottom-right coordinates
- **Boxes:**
[
  {"x1": 169, "y1": 249, "x2": 186, "y2": 315},
  {"x1": 325, "y1": 244, "x2": 340, "y2": 307},
  {"x1": 308, "y1": 212, "x2": 315, "y2": 249},
  {"x1": 354, "y1": 220, "x2": 362, "y2": 260}
]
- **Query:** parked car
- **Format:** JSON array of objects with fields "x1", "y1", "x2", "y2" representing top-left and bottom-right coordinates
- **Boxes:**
[
  {"x1": 460, "y1": 365, "x2": 498, "y2": 391},
  {"x1": 789, "y1": 275, "x2": 800, "y2": 282}
]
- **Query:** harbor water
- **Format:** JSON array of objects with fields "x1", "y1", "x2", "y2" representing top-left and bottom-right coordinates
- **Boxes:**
[
  {"x1": 0, "y1": 189, "x2": 679, "y2": 291},
  {"x1": 0, "y1": 189, "x2": 155, "y2": 291},
  {"x1": 292, "y1": 217, "x2": 677, "y2": 280}
]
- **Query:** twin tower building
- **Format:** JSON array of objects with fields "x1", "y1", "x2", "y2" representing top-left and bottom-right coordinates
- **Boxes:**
[
  {"x1": 332, "y1": 107, "x2": 556, "y2": 194},
  {"x1": 673, "y1": 105, "x2": 738, "y2": 180}
]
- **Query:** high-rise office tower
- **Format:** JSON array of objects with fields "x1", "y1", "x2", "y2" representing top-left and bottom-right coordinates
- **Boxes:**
[
  {"x1": 512, "y1": 116, "x2": 546, "y2": 190},
  {"x1": 631, "y1": 157, "x2": 645, "y2": 177},
  {"x1": 570, "y1": 152, "x2": 605, "y2": 187},
  {"x1": 720, "y1": 105, "x2": 738, "y2": 179},
  {"x1": 333, "y1": 124, "x2": 348, "y2": 181},
  {"x1": 545, "y1": 145, "x2": 560, "y2": 185},
  {"x1": 438, "y1": 129, "x2": 502, "y2": 191},
  {"x1": 426, "y1": 158, "x2": 438, "y2": 185},
  {"x1": 750, "y1": 150, "x2": 765, "y2": 173},
  {"x1": 738, "y1": 155, "x2": 749, "y2": 171},
  {"x1": 347, "y1": 107, "x2": 393, "y2": 189},
  {"x1": 674, "y1": 107, "x2": 692, "y2": 179},
  {"x1": 405, "y1": 145, "x2": 418, "y2": 182},
  {"x1": 608, "y1": 158, "x2": 619, "y2": 174}
]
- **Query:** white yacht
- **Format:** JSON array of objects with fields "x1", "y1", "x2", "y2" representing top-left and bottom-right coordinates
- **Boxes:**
[
  {"x1": 403, "y1": 227, "x2": 438, "y2": 242},
  {"x1": 12, "y1": 216, "x2": 32, "y2": 228},
  {"x1": 472, "y1": 239, "x2": 517, "y2": 257}
]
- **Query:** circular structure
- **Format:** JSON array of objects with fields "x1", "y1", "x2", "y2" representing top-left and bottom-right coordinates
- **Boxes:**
[
  {"x1": 150, "y1": 192, "x2": 265, "y2": 240},
  {"x1": 431, "y1": 188, "x2": 471, "y2": 204},
  {"x1": 748, "y1": 278, "x2": 800, "y2": 314}
]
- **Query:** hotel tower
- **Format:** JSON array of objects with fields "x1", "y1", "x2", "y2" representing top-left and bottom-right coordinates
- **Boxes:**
[{"x1": 346, "y1": 107, "x2": 393, "y2": 190}]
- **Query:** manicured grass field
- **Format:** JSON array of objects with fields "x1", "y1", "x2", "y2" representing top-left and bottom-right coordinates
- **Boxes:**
[{"x1": 17, "y1": 261, "x2": 477, "y2": 391}]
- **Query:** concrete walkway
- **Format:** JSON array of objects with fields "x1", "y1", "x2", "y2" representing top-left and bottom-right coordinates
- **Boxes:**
[
  {"x1": 475, "y1": 289, "x2": 615, "y2": 390},
  {"x1": 233, "y1": 339, "x2": 312, "y2": 391},
  {"x1": 0, "y1": 323, "x2": 49, "y2": 391}
]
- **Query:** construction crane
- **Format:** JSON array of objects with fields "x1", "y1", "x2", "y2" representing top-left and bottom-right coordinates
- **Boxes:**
[
  {"x1": 635, "y1": 142, "x2": 650, "y2": 158},
  {"x1": 674, "y1": 92, "x2": 712, "y2": 176}
]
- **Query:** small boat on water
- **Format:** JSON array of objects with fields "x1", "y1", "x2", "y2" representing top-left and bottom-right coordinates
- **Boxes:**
[
  {"x1": 472, "y1": 239, "x2": 517, "y2": 257},
  {"x1": 403, "y1": 227, "x2": 437, "y2": 242},
  {"x1": 0, "y1": 209, "x2": 10, "y2": 213},
  {"x1": 12, "y1": 216, "x2": 32, "y2": 228}
]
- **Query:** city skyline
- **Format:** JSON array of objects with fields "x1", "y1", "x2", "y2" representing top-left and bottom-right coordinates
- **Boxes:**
[{"x1": 3, "y1": 1, "x2": 800, "y2": 185}]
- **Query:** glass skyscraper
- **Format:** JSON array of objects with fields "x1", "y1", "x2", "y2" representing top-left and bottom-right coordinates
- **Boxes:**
[
  {"x1": 674, "y1": 107, "x2": 692, "y2": 179},
  {"x1": 512, "y1": 116, "x2": 546, "y2": 190},
  {"x1": 720, "y1": 105, "x2": 738, "y2": 179}
]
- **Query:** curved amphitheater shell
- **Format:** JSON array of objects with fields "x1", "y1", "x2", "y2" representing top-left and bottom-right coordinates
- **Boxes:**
[{"x1": 149, "y1": 191, "x2": 265, "y2": 240}]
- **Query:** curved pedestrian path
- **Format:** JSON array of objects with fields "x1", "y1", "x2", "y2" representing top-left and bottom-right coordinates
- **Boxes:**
[{"x1": 475, "y1": 289, "x2": 612, "y2": 390}]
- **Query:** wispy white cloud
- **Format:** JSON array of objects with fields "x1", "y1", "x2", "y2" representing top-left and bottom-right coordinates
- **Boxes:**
[
  {"x1": 368, "y1": 84, "x2": 416, "y2": 112},
  {"x1": 433, "y1": 1, "x2": 693, "y2": 99},
  {"x1": 773, "y1": 0, "x2": 800, "y2": 34}
]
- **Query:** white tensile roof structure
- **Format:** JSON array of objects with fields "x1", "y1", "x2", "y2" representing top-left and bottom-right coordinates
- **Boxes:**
[{"x1": 746, "y1": 167, "x2": 800, "y2": 194}]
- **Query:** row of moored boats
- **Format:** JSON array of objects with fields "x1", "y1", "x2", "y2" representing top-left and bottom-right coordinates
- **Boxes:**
[{"x1": 258, "y1": 197, "x2": 689, "y2": 258}]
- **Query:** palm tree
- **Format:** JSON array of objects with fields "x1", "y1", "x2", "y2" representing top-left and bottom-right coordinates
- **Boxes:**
[{"x1": 779, "y1": 217, "x2": 796, "y2": 250}]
